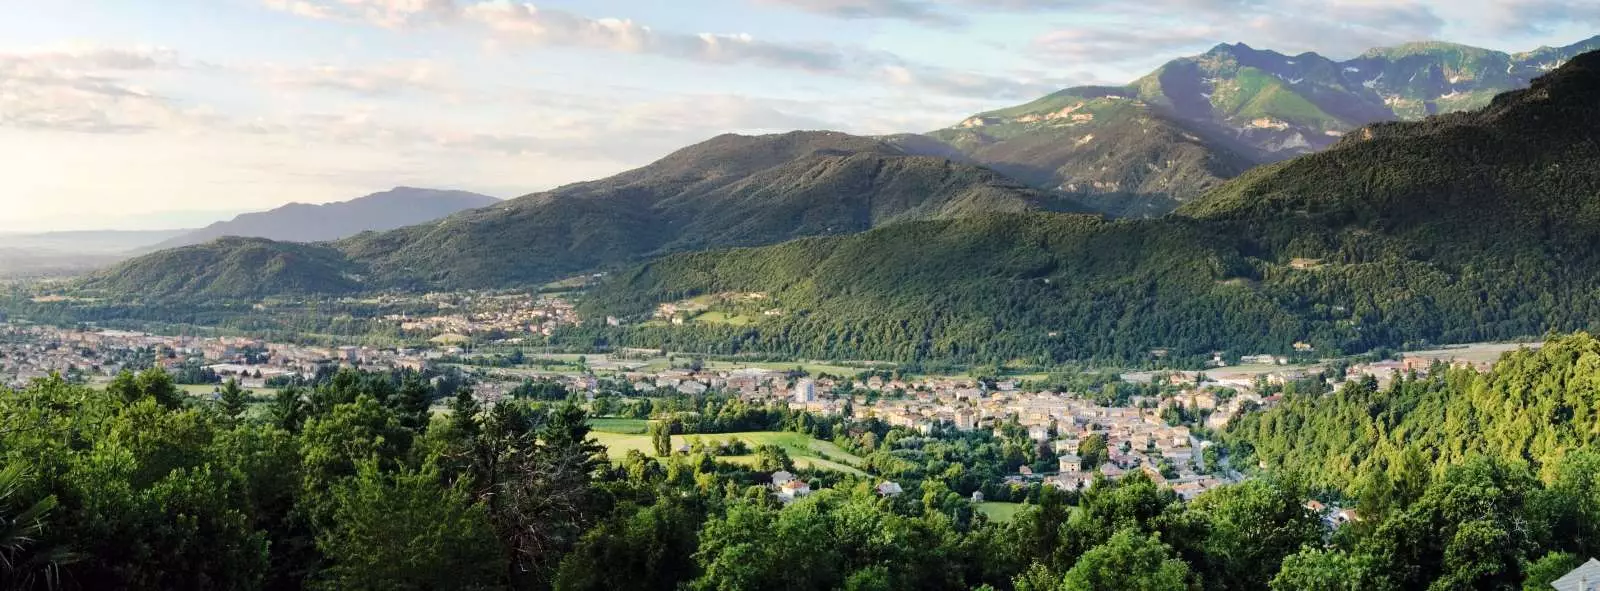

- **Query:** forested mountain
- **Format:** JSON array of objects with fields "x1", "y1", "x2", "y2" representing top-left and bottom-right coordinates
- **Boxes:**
[
  {"x1": 579, "y1": 50, "x2": 1600, "y2": 365},
  {"x1": 93, "y1": 131, "x2": 1083, "y2": 298},
  {"x1": 338, "y1": 131, "x2": 1083, "y2": 289},
  {"x1": 82, "y1": 237, "x2": 364, "y2": 300},
  {"x1": 924, "y1": 35, "x2": 1600, "y2": 215},
  {"x1": 152, "y1": 187, "x2": 500, "y2": 249}
]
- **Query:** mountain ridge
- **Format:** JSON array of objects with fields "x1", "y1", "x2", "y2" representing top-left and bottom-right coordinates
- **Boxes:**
[
  {"x1": 922, "y1": 34, "x2": 1600, "y2": 216},
  {"x1": 152, "y1": 187, "x2": 501, "y2": 249},
  {"x1": 576, "y1": 49, "x2": 1600, "y2": 364}
]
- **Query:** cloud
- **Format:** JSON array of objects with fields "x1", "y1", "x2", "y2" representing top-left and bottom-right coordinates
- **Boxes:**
[
  {"x1": 259, "y1": 60, "x2": 448, "y2": 97},
  {"x1": 1027, "y1": 0, "x2": 1448, "y2": 67},
  {"x1": 753, "y1": 0, "x2": 962, "y2": 25},
  {"x1": 461, "y1": 2, "x2": 859, "y2": 73},
  {"x1": 263, "y1": 0, "x2": 458, "y2": 27},
  {"x1": 1486, "y1": 0, "x2": 1600, "y2": 35},
  {"x1": 0, "y1": 46, "x2": 201, "y2": 133},
  {"x1": 260, "y1": 0, "x2": 1055, "y2": 99},
  {"x1": 1032, "y1": 26, "x2": 1221, "y2": 64}
]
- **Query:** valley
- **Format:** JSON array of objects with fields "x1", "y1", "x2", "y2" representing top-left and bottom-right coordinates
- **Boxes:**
[{"x1": 9, "y1": 10, "x2": 1600, "y2": 590}]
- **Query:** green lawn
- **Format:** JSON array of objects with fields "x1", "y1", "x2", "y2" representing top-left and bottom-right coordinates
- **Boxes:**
[
  {"x1": 975, "y1": 501, "x2": 1028, "y2": 523},
  {"x1": 588, "y1": 417, "x2": 650, "y2": 434},
  {"x1": 591, "y1": 429, "x2": 867, "y2": 475},
  {"x1": 692, "y1": 311, "x2": 754, "y2": 326}
]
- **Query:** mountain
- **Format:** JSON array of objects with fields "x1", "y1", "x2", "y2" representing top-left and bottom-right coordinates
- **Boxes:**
[
  {"x1": 152, "y1": 187, "x2": 501, "y2": 249},
  {"x1": 580, "y1": 50, "x2": 1600, "y2": 365},
  {"x1": 88, "y1": 131, "x2": 1085, "y2": 299},
  {"x1": 82, "y1": 237, "x2": 365, "y2": 300},
  {"x1": 337, "y1": 131, "x2": 1084, "y2": 289},
  {"x1": 925, "y1": 35, "x2": 1600, "y2": 215}
]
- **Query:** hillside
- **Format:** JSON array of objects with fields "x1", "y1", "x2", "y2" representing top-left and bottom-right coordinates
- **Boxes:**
[
  {"x1": 153, "y1": 187, "x2": 500, "y2": 249},
  {"x1": 337, "y1": 131, "x2": 1083, "y2": 289},
  {"x1": 86, "y1": 131, "x2": 1083, "y2": 299},
  {"x1": 926, "y1": 35, "x2": 1600, "y2": 215},
  {"x1": 81, "y1": 237, "x2": 365, "y2": 300},
  {"x1": 579, "y1": 50, "x2": 1600, "y2": 365}
]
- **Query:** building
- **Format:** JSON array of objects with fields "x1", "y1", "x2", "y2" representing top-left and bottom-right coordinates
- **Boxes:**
[
  {"x1": 778, "y1": 479, "x2": 812, "y2": 501},
  {"x1": 795, "y1": 379, "x2": 816, "y2": 403},
  {"x1": 1549, "y1": 558, "x2": 1600, "y2": 591},
  {"x1": 1058, "y1": 453, "x2": 1082, "y2": 474},
  {"x1": 875, "y1": 482, "x2": 903, "y2": 497}
]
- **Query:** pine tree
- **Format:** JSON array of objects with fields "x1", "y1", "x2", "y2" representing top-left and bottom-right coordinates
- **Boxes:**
[{"x1": 220, "y1": 378, "x2": 249, "y2": 420}]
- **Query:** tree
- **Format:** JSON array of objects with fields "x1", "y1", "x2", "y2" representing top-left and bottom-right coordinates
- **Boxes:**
[
  {"x1": 0, "y1": 463, "x2": 68, "y2": 590},
  {"x1": 553, "y1": 499, "x2": 703, "y2": 591},
  {"x1": 1177, "y1": 480, "x2": 1322, "y2": 590},
  {"x1": 219, "y1": 378, "x2": 249, "y2": 420},
  {"x1": 1056, "y1": 529, "x2": 1191, "y2": 591},
  {"x1": 392, "y1": 374, "x2": 433, "y2": 434},
  {"x1": 753, "y1": 445, "x2": 794, "y2": 473},
  {"x1": 271, "y1": 385, "x2": 308, "y2": 433},
  {"x1": 1270, "y1": 548, "x2": 1373, "y2": 591},
  {"x1": 1078, "y1": 434, "x2": 1109, "y2": 471},
  {"x1": 1521, "y1": 552, "x2": 1580, "y2": 591},
  {"x1": 649, "y1": 419, "x2": 674, "y2": 457},
  {"x1": 315, "y1": 460, "x2": 505, "y2": 590}
]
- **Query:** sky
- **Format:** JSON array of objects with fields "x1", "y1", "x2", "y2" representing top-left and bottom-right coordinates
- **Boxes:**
[{"x1": 0, "y1": 0, "x2": 1596, "y2": 231}]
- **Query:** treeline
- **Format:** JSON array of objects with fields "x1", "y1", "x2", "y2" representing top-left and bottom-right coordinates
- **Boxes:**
[{"x1": 1224, "y1": 332, "x2": 1600, "y2": 495}]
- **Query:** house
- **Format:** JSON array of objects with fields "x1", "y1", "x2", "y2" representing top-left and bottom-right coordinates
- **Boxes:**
[
  {"x1": 971, "y1": 491, "x2": 985, "y2": 503},
  {"x1": 676, "y1": 380, "x2": 708, "y2": 395},
  {"x1": 1027, "y1": 425, "x2": 1050, "y2": 442},
  {"x1": 1019, "y1": 465, "x2": 1034, "y2": 477},
  {"x1": 777, "y1": 479, "x2": 812, "y2": 501},
  {"x1": 1058, "y1": 453, "x2": 1082, "y2": 474},
  {"x1": 875, "y1": 482, "x2": 904, "y2": 497},
  {"x1": 1551, "y1": 558, "x2": 1600, "y2": 591},
  {"x1": 771, "y1": 470, "x2": 795, "y2": 486}
]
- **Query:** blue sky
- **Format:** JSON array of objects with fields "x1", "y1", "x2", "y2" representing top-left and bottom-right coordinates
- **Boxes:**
[{"x1": 1, "y1": 0, "x2": 1596, "y2": 231}]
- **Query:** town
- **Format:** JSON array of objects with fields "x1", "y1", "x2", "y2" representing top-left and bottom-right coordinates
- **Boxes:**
[{"x1": 0, "y1": 317, "x2": 1527, "y2": 507}]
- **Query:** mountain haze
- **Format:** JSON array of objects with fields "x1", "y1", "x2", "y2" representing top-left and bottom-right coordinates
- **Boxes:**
[{"x1": 153, "y1": 187, "x2": 500, "y2": 249}]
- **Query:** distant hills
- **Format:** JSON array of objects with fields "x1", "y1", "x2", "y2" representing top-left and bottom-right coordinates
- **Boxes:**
[
  {"x1": 580, "y1": 49, "x2": 1600, "y2": 364},
  {"x1": 86, "y1": 237, "x2": 363, "y2": 300},
  {"x1": 338, "y1": 131, "x2": 1084, "y2": 289},
  {"x1": 924, "y1": 35, "x2": 1600, "y2": 215},
  {"x1": 0, "y1": 229, "x2": 195, "y2": 278},
  {"x1": 152, "y1": 187, "x2": 500, "y2": 249},
  {"x1": 87, "y1": 130, "x2": 1085, "y2": 299}
]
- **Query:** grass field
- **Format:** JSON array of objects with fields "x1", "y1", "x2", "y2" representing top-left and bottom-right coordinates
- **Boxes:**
[
  {"x1": 590, "y1": 428, "x2": 868, "y2": 475},
  {"x1": 975, "y1": 501, "x2": 1027, "y2": 523},
  {"x1": 692, "y1": 311, "x2": 754, "y2": 326},
  {"x1": 588, "y1": 417, "x2": 650, "y2": 434}
]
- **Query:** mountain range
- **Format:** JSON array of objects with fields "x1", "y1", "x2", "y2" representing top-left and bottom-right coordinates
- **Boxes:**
[
  {"x1": 921, "y1": 35, "x2": 1600, "y2": 215},
  {"x1": 88, "y1": 131, "x2": 1084, "y2": 297},
  {"x1": 578, "y1": 48, "x2": 1600, "y2": 363},
  {"x1": 72, "y1": 41, "x2": 1600, "y2": 364}
]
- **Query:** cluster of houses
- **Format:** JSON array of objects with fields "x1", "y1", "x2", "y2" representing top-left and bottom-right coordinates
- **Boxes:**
[
  {"x1": 382, "y1": 293, "x2": 580, "y2": 338},
  {"x1": 0, "y1": 324, "x2": 432, "y2": 389}
]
